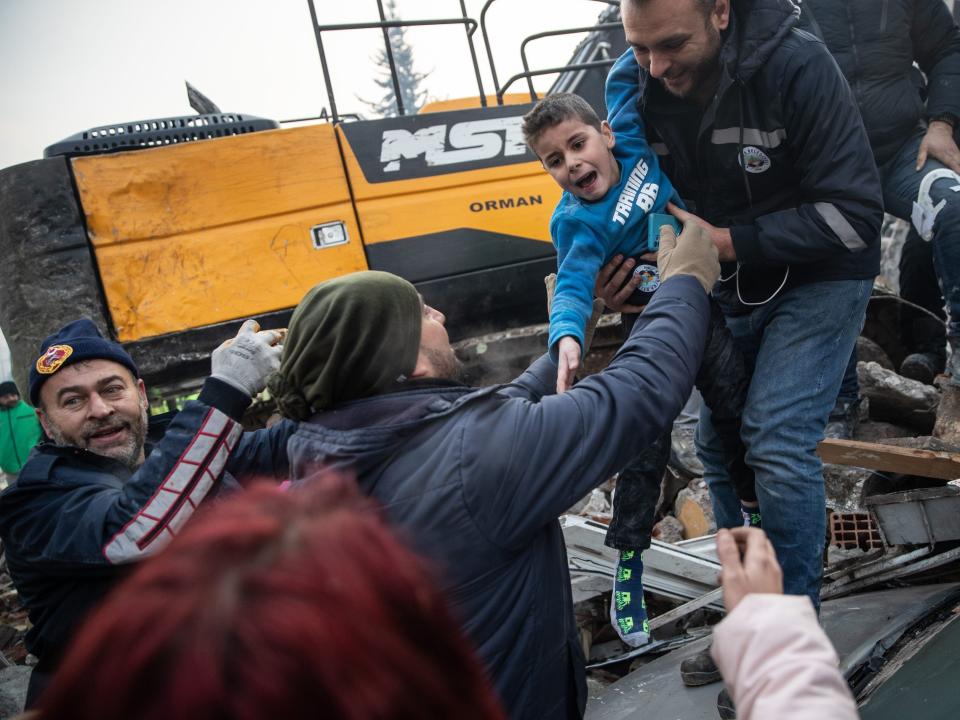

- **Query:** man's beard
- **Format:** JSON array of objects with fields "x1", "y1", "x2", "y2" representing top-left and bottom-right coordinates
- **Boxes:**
[
  {"x1": 663, "y1": 25, "x2": 723, "y2": 101},
  {"x1": 423, "y1": 347, "x2": 467, "y2": 384},
  {"x1": 46, "y1": 397, "x2": 149, "y2": 470}
]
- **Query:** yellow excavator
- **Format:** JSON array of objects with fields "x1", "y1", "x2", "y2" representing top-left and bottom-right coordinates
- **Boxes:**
[{"x1": 0, "y1": 0, "x2": 626, "y2": 397}]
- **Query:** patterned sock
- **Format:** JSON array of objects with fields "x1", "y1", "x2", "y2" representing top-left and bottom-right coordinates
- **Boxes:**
[
  {"x1": 610, "y1": 549, "x2": 650, "y2": 648},
  {"x1": 741, "y1": 504, "x2": 762, "y2": 528}
]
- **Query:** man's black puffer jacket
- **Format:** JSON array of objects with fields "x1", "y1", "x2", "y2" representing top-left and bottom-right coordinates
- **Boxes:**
[{"x1": 803, "y1": 0, "x2": 960, "y2": 166}]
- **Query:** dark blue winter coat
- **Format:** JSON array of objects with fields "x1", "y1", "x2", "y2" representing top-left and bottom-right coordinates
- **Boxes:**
[
  {"x1": 286, "y1": 275, "x2": 710, "y2": 720},
  {"x1": 632, "y1": 0, "x2": 884, "y2": 312},
  {"x1": 0, "y1": 378, "x2": 295, "y2": 669},
  {"x1": 803, "y1": 0, "x2": 960, "y2": 166}
]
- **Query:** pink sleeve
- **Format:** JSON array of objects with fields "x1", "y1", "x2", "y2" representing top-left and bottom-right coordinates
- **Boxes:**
[{"x1": 711, "y1": 594, "x2": 859, "y2": 720}]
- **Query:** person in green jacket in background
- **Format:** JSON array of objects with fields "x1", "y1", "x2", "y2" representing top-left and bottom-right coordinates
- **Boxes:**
[{"x1": 0, "y1": 380, "x2": 41, "y2": 480}]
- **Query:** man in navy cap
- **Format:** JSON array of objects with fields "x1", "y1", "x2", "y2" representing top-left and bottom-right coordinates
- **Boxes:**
[{"x1": 0, "y1": 318, "x2": 295, "y2": 708}]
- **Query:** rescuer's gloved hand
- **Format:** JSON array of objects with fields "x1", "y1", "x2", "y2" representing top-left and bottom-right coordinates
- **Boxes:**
[
  {"x1": 211, "y1": 319, "x2": 285, "y2": 397},
  {"x1": 544, "y1": 273, "x2": 605, "y2": 352},
  {"x1": 657, "y1": 222, "x2": 720, "y2": 293}
]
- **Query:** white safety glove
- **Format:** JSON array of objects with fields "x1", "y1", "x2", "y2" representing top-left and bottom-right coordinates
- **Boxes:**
[{"x1": 210, "y1": 319, "x2": 285, "y2": 398}]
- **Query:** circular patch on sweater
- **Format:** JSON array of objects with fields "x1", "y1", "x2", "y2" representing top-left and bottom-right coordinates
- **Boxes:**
[
  {"x1": 740, "y1": 146, "x2": 771, "y2": 174},
  {"x1": 632, "y1": 264, "x2": 661, "y2": 293}
]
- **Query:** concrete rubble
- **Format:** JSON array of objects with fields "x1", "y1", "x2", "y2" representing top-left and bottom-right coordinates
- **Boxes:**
[{"x1": 857, "y1": 361, "x2": 940, "y2": 431}]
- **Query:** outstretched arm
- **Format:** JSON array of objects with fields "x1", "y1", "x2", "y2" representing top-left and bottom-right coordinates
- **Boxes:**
[{"x1": 605, "y1": 50, "x2": 645, "y2": 136}]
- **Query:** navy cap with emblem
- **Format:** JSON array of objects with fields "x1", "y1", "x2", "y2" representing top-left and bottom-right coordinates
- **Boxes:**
[{"x1": 28, "y1": 319, "x2": 140, "y2": 406}]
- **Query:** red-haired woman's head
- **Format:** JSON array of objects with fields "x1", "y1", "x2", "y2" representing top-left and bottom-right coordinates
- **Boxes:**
[{"x1": 38, "y1": 476, "x2": 505, "y2": 720}]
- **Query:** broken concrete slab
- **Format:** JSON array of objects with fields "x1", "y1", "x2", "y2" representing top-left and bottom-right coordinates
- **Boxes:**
[
  {"x1": 824, "y1": 463, "x2": 874, "y2": 513},
  {"x1": 933, "y1": 382, "x2": 960, "y2": 446},
  {"x1": 857, "y1": 335, "x2": 895, "y2": 371},
  {"x1": 674, "y1": 479, "x2": 716, "y2": 540},
  {"x1": 854, "y1": 419, "x2": 917, "y2": 442},
  {"x1": 858, "y1": 361, "x2": 939, "y2": 431},
  {"x1": 652, "y1": 516, "x2": 684, "y2": 544},
  {"x1": 0, "y1": 666, "x2": 29, "y2": 719},
  {"x1": 878, "y1": 436, "x2": 960, "y2": 453},
  {"x1": 582, "y1": 489, "x2": 613, "y2": 523}
]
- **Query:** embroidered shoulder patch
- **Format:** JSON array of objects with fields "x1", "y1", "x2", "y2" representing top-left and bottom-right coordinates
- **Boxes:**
[{"x1": 36, "y1": 344, "x2": 73, "y2": 375}]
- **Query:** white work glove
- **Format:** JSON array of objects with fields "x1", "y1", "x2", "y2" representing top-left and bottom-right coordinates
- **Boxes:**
[{"x1": 210, "y1": 319, "x2": 285, "y2": 397}]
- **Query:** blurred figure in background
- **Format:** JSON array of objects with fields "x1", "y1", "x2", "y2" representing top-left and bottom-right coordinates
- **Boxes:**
[
  {"x1": 0, "y1": 381, "x2": 41, "y2": 485},
  {"x1": 803, "y1": 0, "x2": 960, "y2": 440},
  {"x1": 35, "y1": 477, "x2": 506, "y2": 720}
]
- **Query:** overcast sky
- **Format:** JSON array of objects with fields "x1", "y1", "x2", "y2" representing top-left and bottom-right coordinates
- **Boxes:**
[{"x1": 0, "y1": 0, "x2": 613, "y2": 170}]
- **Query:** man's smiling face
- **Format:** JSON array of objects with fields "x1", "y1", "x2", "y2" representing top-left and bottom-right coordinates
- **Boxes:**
[
  {"x1": 622, "y1": 0, "x2": 728, "y2": 105},
  {"x1": 530, "y1": 117, "x2": 620, "y2": 202},
  {"x1": 38, "y1": 359, "x2": 149, "y2": 469}
]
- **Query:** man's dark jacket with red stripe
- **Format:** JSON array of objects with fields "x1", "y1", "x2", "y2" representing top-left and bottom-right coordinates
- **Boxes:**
[{"x1": 0, "y1": 377, "x2": 295, "y2": 669}]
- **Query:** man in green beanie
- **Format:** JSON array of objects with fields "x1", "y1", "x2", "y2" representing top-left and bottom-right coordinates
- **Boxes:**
[
  {"x1": 0, "y1": 381, "x2": 41, "y2": 481},
  {"x1": 276, "y1": 223, "x2": 720, "y2": 720}
]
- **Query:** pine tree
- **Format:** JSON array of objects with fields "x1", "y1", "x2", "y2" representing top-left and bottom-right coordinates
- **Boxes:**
[{"x1": 359, "y1": 0, "x2": 430, "y2": 116}]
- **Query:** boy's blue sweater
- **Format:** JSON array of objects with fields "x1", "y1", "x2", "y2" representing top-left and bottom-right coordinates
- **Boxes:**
[{"x1": 548, "y1": 52, "x2": 676, "y2": 354}]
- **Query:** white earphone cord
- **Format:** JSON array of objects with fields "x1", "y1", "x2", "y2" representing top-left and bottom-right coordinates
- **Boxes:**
[{"x1": 719, "y1": 262, "x2": 790, "y2": 306}]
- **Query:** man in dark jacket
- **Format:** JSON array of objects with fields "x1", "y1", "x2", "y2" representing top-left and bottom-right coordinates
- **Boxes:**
[
  {"x1": 270, "y1": 224, "x2": 720, "y2": 720},
  {"x1": 0, "y1": 318, "x2": 296, "y2": 708},
  {"x1": 614, "y1": 0, "x2": 882, "y2": 689},
  {"x1": 803, "y1": 0, "x2": 960, "y2": 395}
]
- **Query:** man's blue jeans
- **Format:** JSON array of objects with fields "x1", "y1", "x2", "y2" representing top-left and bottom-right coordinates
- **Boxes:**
[{"x1": 697, "y1": 279, "x2": 872, "y2": 608}]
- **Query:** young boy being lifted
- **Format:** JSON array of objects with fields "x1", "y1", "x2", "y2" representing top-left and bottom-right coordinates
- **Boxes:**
[{"x1": 522, "y1": 51, "x2": 759, "y2": 648}]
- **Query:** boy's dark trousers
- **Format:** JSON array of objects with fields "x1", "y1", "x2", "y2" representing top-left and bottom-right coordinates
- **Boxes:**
[{"x1": 605, "y1": 298, "x2": 755, "y2": 551}]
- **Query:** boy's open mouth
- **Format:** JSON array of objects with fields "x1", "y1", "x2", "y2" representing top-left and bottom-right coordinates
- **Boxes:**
[{"x1": 575, "y1": 171, "x2": 597, "y2": 189}]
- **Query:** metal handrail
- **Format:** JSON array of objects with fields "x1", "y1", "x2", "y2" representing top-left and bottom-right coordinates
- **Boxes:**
[
  {"x1": 497, "y1": 58, "x2": 616, "y2": 104},
  {"x1": 478, "y1": 0, "x2": 501, "y2": 104},
  {"x1": 306, "y1": 0, "x2": 483, "y2": 121},
  {"x1": 307, "y1": 0, "x2": 622, "y2": 119},
  {"x1": 519, "y1": 22, "x2": 622, "y2": 100},
  {"x1": 480, "y1": 0, "x2": 621, "y2": 105},
  {"x1": 460, "y1": 0, "x2": 488, "y2": 108}
]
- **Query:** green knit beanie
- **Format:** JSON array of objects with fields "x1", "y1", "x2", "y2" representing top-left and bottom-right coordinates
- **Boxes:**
[{"x1": 268, "y1": 271, "x2": 422, "y2": 419}]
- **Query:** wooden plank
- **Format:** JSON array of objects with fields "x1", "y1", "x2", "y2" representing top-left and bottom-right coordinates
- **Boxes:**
[
  {"x1": 648, "y1": 587, "x2": 724, "y2": 631},
  {"x1": 818, "y1": 439, "x2": 960, "y2": 480}
]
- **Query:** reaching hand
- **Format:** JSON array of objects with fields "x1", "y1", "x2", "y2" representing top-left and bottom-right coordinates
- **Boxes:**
[
  {"x1": 556, "y1": 336, "x2": 581, "y2": 394},
  {"x1": 668, "y1": 203, "x2": 736, "y2": 262},
  {"x1": 656, "y1": 217, "x2": 721, "y2": 293},
  {"x1": 716, "y1": 527, "x2": 783, "y2": 613},
  {"x1": 916, "y1": 121, "x2": 960, "y2": 174},
  {"x1": 594, "y1": 255, "x2": 650, "y2": 314},
  {"x1": 211, "y1": 319, "x2": 285, "y2": 398}
]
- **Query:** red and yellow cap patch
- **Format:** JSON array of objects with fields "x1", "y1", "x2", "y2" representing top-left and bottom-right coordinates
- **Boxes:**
[{"x1": 36, "y1": 344, "x2": 74, "y2": 375}]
